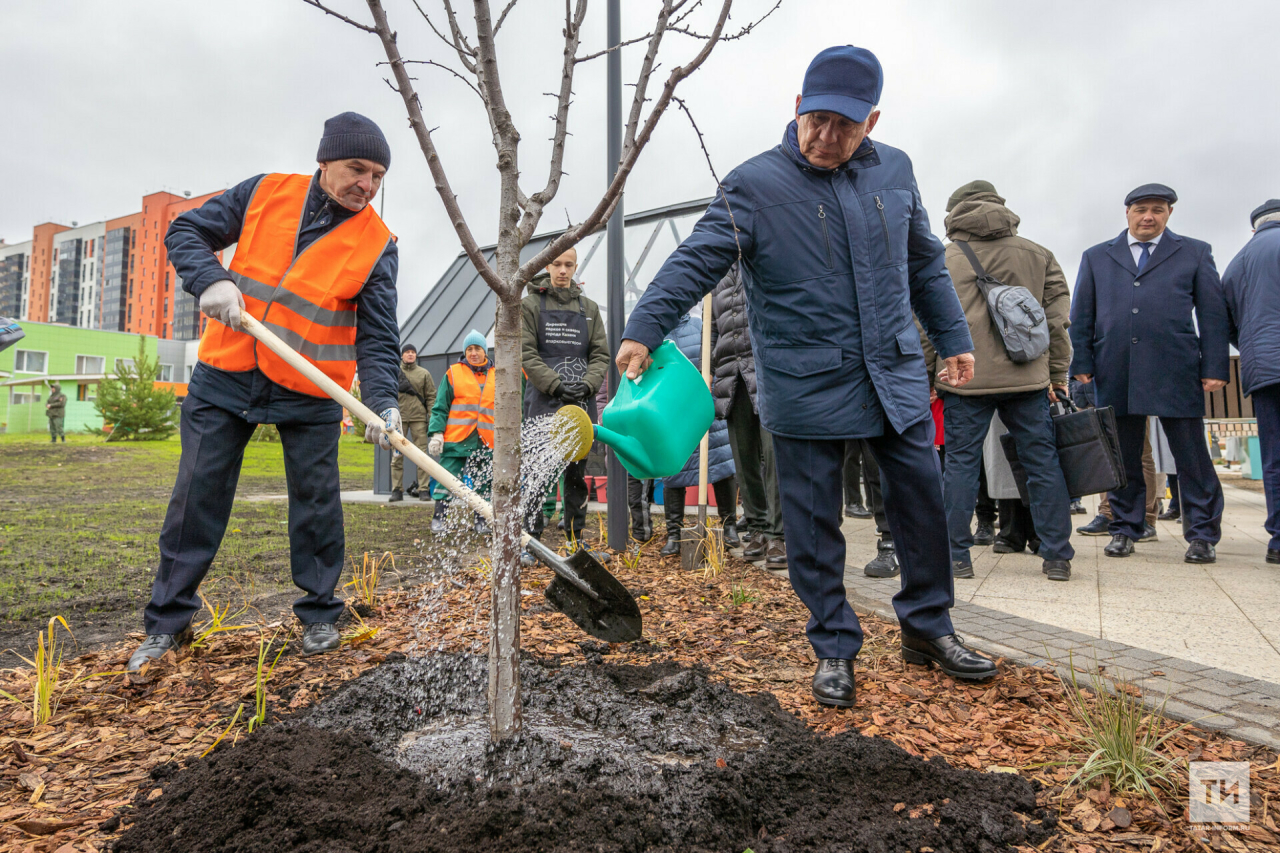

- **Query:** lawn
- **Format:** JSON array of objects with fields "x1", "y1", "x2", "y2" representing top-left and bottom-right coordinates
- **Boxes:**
[{"x1": 0, "y1": 432, "x2": 435, "y2": 653}]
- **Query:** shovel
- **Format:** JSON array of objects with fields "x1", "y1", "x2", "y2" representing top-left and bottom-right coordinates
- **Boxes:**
[{"x1": 239, "y1": 314, "x2": 642, "y2": 643}]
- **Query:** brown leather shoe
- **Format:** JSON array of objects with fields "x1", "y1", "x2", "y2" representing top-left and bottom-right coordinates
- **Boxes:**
[
  {"x1": 765, "y1": 538, "x2": 787, "y2": 570},
  {"x1": 741, "y1": 530, "x2": 767, "y2": 561}
]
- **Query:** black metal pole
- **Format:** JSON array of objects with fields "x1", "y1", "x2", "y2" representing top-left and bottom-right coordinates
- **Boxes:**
[{"x1": 605, "y1": 0, "x2": 629, "y2": 551}]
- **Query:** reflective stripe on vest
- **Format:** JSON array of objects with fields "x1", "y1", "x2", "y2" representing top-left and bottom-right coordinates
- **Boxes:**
[
  {"x1": 196, "y1": 173, "x2": 393, "y2": 398},
  {"x1": 443, "y1": 362, "x2": 495, "y2": 448}
]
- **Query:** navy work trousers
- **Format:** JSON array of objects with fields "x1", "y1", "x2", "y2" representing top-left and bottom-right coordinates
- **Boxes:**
[
  {"x1": 942, "y1": 391, "x2": 1075, "y2": 564},
  {"x1": 1109, "y1": 415, "x2": 1222, "y2": 543},
  {"x1": 773, "y1": 417, "x2": 955, "y2": 660},
  {"x1": 145, "y1": 395, "x2": 346, "y2": 634},
  {"x1": 1249, "y1": 383, "x2": 1280, "y2": 550}
]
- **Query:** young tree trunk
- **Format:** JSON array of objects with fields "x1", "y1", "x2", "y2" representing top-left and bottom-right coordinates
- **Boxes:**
[{"x1": 487, "y1": 282, "x2": 524, "y2": 741}]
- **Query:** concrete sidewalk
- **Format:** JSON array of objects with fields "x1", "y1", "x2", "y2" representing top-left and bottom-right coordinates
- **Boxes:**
[{"x1": 837, "y1": 481, "x2": 1280, "y2": 748}]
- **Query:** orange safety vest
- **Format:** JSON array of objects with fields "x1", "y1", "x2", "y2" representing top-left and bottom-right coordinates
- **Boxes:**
[
  {"x1": 444, "y1": 362, "x2": 496, "y2": 448},
  {"x1": 197, "y1": 173, "x2": 394, "y2": 398}
]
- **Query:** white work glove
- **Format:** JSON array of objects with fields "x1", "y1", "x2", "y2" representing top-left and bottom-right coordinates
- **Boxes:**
[
  {"x1": 428, "y1": 434, "x2": 444, "y2": 458},
  {"x1": 199, "y1": 279, "x2": 245, "y2": 329},
  {"x1": 365, "y1": 407, "x2": 400, "y2": 451}
]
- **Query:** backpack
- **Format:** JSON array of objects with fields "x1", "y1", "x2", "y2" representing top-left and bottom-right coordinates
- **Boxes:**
[{"x1": 954, "y1": 241, "x2": 1050, "y2": 364}]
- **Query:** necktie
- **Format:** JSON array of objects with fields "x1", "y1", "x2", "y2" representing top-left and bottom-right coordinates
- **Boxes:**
[{"x1": 1136, "y1": 242, "x2": 1153, "y2": 273}]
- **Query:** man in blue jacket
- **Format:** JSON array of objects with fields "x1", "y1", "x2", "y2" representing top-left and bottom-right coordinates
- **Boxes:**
[
  {"x1": 1222, "y1": 199, "x2": 1280, "y2": 564},
  {"x1": 1070, "y1": 184, "x2": 1229, "y2": 564},
  {"x1": 617, "y1": 46, "x2": 998, "y2": 708},
  {"x1": 127, "y1": 113, "x2": 402, "y2": 671}
]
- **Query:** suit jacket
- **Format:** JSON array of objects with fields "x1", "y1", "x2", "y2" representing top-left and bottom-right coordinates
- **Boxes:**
[{"x1": 1069, "y1": 228, "x2": 1228, "y2": 417}]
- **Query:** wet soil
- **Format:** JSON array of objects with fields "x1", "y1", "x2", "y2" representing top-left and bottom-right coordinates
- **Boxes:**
[{"x1": 116, "y1": 655, "x2": 1055, "y2": 852}]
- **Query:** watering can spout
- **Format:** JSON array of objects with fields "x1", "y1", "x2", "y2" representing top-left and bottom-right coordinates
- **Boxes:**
[{"x1": 593, "y1": 424, "x2": 652, "y2": 474}]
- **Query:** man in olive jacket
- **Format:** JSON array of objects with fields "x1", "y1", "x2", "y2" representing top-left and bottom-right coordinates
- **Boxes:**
[
  {"x1": 390, "y1": 343, "x2": 437, "y2": 501},
  {"x1": 924, "y1": 181, "x2": 1075, "y2": 581},
  {"x1": 46, "y1": 382, "x2": 67, "y2": 443},
  {"x1": 521, "y1": 247, "x2": 610, "y2": 542}
]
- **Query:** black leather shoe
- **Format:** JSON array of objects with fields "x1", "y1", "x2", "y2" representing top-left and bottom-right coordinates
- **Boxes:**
[
  {"x1": 973, "y1": 521, "x2": 996, "y2": 546},
  {"x1": 1138, "y1": 523, "x2": 1157, "y2": 542},
  {"x1": 1077, "y1": 514, "x2": 1110, "y2": 536},
  {"x1": 1104, "y1": 534, "x2": 1134, "y2": 557},
  {"x1": 1185, "y1": 540, "x2": 1216, "y2": 563},
  {"x1": 1070, "y1": 499, "x2": 1087, "y2": 515},
  {"x1": 952, "y1": 560, "x2": 974, "y2": 579},
  {"x1": 864, "y1": 538, "x2": 899, "y2": 578},
  {"x1": 301, "y1": 622, "x2": 341, "y2": 656},
  {"x1": 992, "y1": 540, "x2": 1020, "y2": 554},
  {"x1": 388, "y1": 488, "x2": 403, "y2": 502},
  {"x1": 901, "y1": 633, "x2": 997, "y2": 680},
  {"x1": 1158, "y1": 506, "x2": 1181, "y2": 521},
  {"x1": 660, "y1": 532, "x2": 681, "y2": 557},
  {"x1": 844, "y1": 503, "x2": 872, "y2": 519},
  {"x1": 811, "y1": 658, "x2": 855, "y2": 707},
  {"x1": 1268, "y1": 548, "x2": 1280, "y2": 565},
  {"x1": 722, "y1": 522, "x2": 741, "y2": 549},
  {"x1": 741, "y1": 531, "x2": 766, "y2": 561},
  {"x1": 126, "y1": 631, "x2": 189, "y2": 672},
  {"x1": 1042, "y1": 559, "x2": 1071, "y2": 581}
]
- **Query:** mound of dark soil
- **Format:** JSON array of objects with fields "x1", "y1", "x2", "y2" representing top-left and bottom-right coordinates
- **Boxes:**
[{"x1": 115, "y1": 656, "x2": 1055, "y2": 852}]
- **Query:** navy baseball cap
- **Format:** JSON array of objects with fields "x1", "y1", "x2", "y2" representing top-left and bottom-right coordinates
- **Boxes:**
[
  {"x1": 799, "y1": 46, "x2": 883, "y2": 124},
  {"x1": 1124, "y1": 183, "x2": 1177, "y2": 206}
]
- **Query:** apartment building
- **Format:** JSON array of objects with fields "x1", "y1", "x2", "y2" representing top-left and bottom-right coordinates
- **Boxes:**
[{"x1": 7, "y1": 187, "x2": 224, "y2": 340}]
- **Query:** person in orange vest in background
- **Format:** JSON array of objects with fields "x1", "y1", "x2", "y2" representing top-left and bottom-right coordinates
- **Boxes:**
[
  {"x1": 427, "y1": 330, "x2": 495, "y2": 536},
  {"x1": 128, "y1": 112, "x2": 400, "y2": 672}
]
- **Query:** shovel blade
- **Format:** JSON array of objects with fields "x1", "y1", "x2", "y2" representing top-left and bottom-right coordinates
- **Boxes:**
[{"x1": 544, "y1": 548, "x2": 642, "y2": 643}]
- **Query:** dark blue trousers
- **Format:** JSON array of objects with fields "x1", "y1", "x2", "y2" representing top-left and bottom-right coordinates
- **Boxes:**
[
  {"x1": 1109, "y1": 415, "x2": 1222, "y2": 543},
  {"x1": 941, "y1": 391, "x2": 1075, "y2": 564},
  {"x1": 145, "y1": 395, "x2": 346, "y2": 634},
  {"x1": 1250, "y1": 383, "x2": 1280, "y2": 550},
  {"x1": 773, "y1": 417, "x2": 955, "y2": 660}
]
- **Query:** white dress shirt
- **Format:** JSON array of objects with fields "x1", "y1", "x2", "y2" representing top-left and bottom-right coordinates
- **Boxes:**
[{"x1": 1127, "y1": 230, "x2": 1164, "y2": 267}]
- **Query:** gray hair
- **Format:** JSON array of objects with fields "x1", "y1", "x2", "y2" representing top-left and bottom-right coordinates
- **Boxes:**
[{"x1": 1253, "y1": 211, "x2": 1280, "y2": 229}]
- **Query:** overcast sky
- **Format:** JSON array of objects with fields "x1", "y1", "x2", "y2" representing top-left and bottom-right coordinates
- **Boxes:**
[{"x1": 3, "y1": 0, "x2": 1278, "y2": 323}]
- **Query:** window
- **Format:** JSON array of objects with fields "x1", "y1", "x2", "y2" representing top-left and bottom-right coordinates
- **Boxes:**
[
  {"x1": 158, "y1": 364, "x2": 174, "y2": 382},
  {"x1": 76, "y1": 384, "x2": 97, "y2": 402},
  {"x1": 10, "y1": 388, "x2": 41, "y2": 405},
  {"x1": 75, "y1": 355, "x2": 105, "y2": 374},
  {"x1": 186, "y1": 365, "x2": 194, "y2": 381},
  {"x1": 13, "y1": 349, "x2": 47, "y2": 373},
  {"x1": 114, "y1": 357, "x2": 135, "y2": 374}
]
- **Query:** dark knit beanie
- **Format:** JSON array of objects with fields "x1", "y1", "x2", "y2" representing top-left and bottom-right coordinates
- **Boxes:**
[
  {"x1": 401, "y1": 343, "x2": 417, "y2": 355},
  {"x1": 947, "y1": 179, "x2": 998, "y2": 212},
  {"x1": 317, "y1": 112, "x2": 391, "y2": 169}
]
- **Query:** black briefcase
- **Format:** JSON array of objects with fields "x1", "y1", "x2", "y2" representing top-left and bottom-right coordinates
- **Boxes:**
[{"x1": 1000, "y1": 399, "x2": 1127, "y2": 504}]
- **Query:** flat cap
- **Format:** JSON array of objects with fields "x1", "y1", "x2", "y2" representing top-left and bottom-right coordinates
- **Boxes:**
[
  {"x1": 1125, "y1": 183, "x2": 1177, "y2": 206},
  {"x1": 1250, "y1": 199, "x2": 1280, "y2": 227},
  {"x1": 947, "y1": 179, "x2": 998, "y2": 212}
]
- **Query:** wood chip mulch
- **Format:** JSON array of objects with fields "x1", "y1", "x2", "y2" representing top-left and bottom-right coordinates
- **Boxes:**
[{"x1": 2, "y1": 535, "x2": 1277, "y2": 853}]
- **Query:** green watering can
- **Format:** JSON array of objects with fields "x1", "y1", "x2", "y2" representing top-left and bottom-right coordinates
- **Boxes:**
[{"x1": 595, "y1": 339, "x2": 715, "y2": 479}]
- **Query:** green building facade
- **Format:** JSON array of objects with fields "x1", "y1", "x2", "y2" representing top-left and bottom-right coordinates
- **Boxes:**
[{"x1": 0, "y1": 322, "x2": 161, "y2": 434}]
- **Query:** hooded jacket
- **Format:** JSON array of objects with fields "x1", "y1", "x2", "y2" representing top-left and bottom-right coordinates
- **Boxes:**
[
  {"x1": 520, "y1": 271, "x2": 610, "y2": 398},
  {"x1": 925, "y1": 192, "x2": 1072, "y2": 395}
]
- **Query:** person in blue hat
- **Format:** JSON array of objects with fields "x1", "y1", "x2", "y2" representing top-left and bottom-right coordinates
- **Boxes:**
[
  {"x1": 616, "y1": 45, "x2": 998, "y2": 707},
  {"x1": 428, "y1": 329, "x2": 496, "y2": 536},
  {"x1": 1070, "y1": 184, "x2": 1229, "y2": 563},
  {"x1": 1222, "y1": 199, "x2": 1280, "y2": 564}
]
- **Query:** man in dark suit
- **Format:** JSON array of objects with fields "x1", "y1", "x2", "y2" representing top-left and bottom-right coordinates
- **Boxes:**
[{"x1": 1069, "y1": 184, "x2": 1229, "y2": 563}]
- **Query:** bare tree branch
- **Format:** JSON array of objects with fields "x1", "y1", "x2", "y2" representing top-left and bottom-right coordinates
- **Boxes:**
[
  {"x1": 576, "y1": 30, "x2": 659, "y2": 63},
  {"x1": 674, "y1": 95, "x2": 742, "y2": 261},
  {"x1": 515, "y1": 0, "x2": 736, "y2": 284},
  {"x1": 622, "y1": 0, "x2": 676, "y2": 156},
  {"x1": 363, "y1": 0, "x2": 504, "y2": 292},
  {"x1": 492, "y1": 0, "x2": 520, "y2": 34},
  {"x1": 301, "y1": 0, "x2": 376, "y2": 33},
  {"x1": 515, "y1": 0, "x2": 588, "y2": 245},
  {"x1": 411, "y1": 0, "x2": 478, "y2": 73},
  {"x1": 669, "y1": 0, "x2": 782, "y2": 41},
  {"x1": 382, "y1": 59, "x2": 483, "y2": 101}
]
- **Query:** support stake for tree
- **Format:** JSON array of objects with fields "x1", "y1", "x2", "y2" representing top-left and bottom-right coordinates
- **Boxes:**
[{"x1": 681, "y1": 293, "x2": 716, "y2": 570}]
